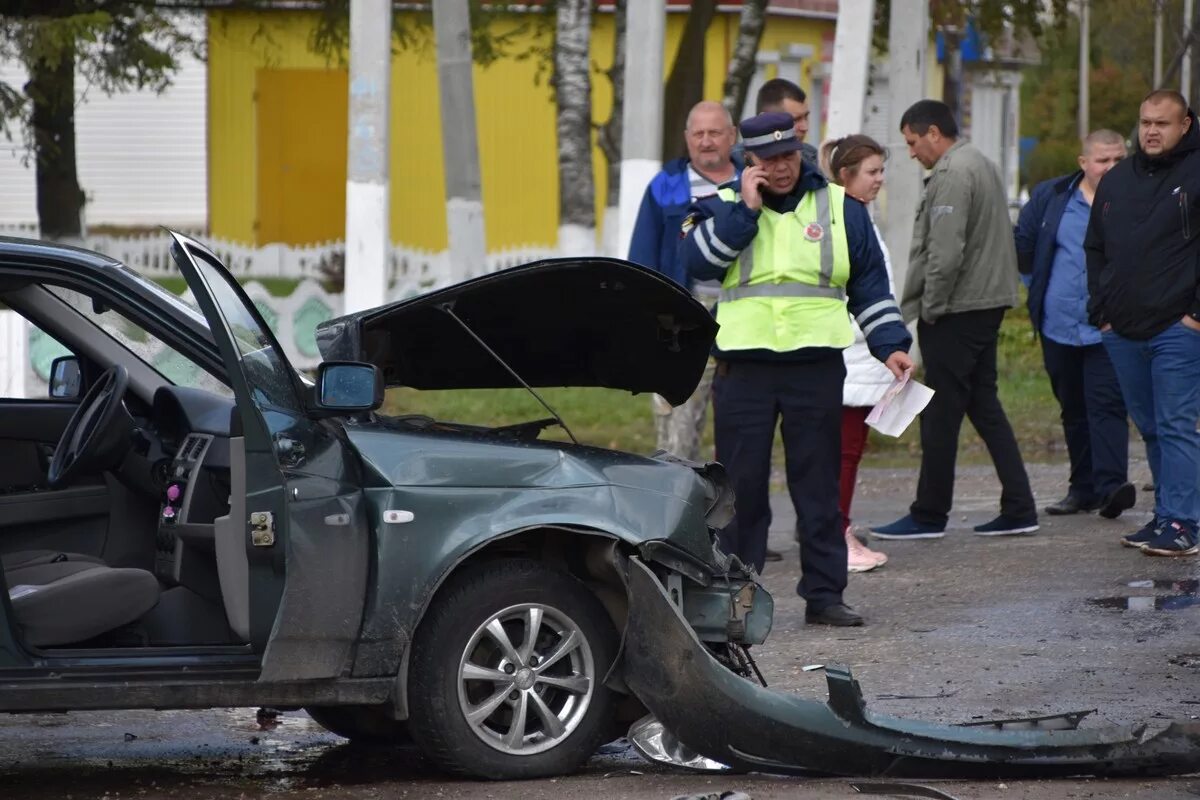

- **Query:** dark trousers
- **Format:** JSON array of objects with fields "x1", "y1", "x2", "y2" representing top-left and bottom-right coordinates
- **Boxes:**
[
  {"x1": 1040, "y1": 337, "x2": 1129, "y2": 500},
  {"x1": 911, "y1": 308, "x2": 1036, "y2": 526},
  {"x1": 839, "y1": 406, "x2": 872, "y2": 533},
  {"x1": 712, "y1": 354, "x2": 846, "y2": 609}
]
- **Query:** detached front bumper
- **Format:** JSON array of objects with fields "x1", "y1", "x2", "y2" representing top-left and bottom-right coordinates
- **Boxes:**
[{"x1": 621, "y1": 557, "x2": 1200, "y2": 779}]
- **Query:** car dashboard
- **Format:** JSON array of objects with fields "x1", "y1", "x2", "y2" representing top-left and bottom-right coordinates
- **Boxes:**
[{"x1": 148, "y1": 387, "x2": 236, "y2": 594}]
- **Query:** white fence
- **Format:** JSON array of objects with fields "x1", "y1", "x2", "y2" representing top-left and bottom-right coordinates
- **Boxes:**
[
  {"x1": 0, "y1": 229, "x2": 563, "y2": 395},
  {"x1": 0, "y1": 226, "x2": 558, "y2": 295}
]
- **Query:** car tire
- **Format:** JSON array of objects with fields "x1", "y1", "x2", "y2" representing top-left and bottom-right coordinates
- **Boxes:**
[
  {"x1": 407, "y1": 559, "x2": 618, "y2": 779},
  {"x1": 304, "y1": 704, "x2": 411, "y2": 744}
]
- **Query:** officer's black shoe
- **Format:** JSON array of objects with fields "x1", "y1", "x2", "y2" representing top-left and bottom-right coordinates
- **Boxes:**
[
  {"x1": 1098, "y1": 482, "x2": 1137, "y2": 519},
  {"x1": 805, "y1": 602, "x2": 864, "y2": 627},
  {"x1": 1045, "y1": 494, "x2": 1099, "y2": 515},
  {"x1": 764, "y1": 547, "x2": 783, "y2": 562}
]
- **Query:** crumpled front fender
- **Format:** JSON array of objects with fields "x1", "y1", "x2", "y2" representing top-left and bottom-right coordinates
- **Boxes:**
[{"x1": 620, "y1": 557, "x2": 1200, "y2": 778}]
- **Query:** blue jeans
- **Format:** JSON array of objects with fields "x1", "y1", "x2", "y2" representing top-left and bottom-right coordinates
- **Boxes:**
[{"x1": 1103, "y1": 322, "x2": 1200, "y2": 527}]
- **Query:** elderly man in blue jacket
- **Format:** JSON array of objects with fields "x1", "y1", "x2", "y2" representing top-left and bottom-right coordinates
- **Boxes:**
[
  {"x1": 678, "y1": 112, "x2": 912, "y2": 627},
  {"x1": 628, "y1": 101, "x2": 740, "y2": 468},
  {"x1": 1015, "y1": 129, "x2": 1134, "y2": 519}
]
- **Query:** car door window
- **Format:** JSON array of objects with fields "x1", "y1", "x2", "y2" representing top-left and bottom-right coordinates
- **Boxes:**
[
  {"x1": 171, "y1": 246, "x2": 303, "y2": 436},
  {"x1": 44, "y1": 285, "x2": 232, "y2": 398}
]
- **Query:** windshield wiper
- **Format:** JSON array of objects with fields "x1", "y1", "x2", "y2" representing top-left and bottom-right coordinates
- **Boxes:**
[{"x1": 437, "y1": 302, "x2": 579, "y2": 445}]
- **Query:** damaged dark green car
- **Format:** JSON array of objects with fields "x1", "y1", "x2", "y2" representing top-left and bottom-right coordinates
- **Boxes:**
[
  {"x1": 0, "y1": 233, "x2": 768, "y2": 779},
  {"x1": 1, "y1": 232, "x2": 1199, "y2": 781}
]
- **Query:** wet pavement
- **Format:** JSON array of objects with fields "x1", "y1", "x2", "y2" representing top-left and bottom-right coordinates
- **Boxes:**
[{"x1": 5, "y1": 458, "x2": 1200, "y2": 798}]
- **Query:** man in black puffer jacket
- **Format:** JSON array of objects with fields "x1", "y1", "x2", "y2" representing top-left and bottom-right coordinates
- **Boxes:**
[{"x1": 1085, "y1": 89, "x2": 1200, "y2": 556}]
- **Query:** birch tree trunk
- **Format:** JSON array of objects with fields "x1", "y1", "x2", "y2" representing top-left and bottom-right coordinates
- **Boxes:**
[
  {"x1": 555, "y1": 0, "x2": 596, "y2": 256},
  {"x1": 597, "y1": 0, "x2": 627, "y2": 257},
  {"x1": 721, "y1": 0, "x2": 769, "y2": 122},
  {"x1": 661, "y1": 0, "x2": 717, "y2": 162}
]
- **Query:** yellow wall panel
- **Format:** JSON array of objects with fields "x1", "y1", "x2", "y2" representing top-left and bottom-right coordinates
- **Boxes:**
[
  {"x1": 391, "y1": 38, "x2": 448, "y2": 250},
  {"x1": 209, "y1": 11, "x2": 345, "y2": 244},
  {"x1": 208, "y1": 9, "x2": 833, "y2": 250},
  {"x1": 257, "y1": 69, "x2": 348, "y2": 244},
  {"x1": 472, "y1": 15, "x2": 558, "y2": 249}
]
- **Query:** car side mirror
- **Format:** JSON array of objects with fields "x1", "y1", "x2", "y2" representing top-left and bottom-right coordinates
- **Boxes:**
[
  {"x1": 49, "y1": 355, "x2": 81, "y2": 399},
  {"x1": 314, "y1": 361, "x2": 384, "y2": 414}
]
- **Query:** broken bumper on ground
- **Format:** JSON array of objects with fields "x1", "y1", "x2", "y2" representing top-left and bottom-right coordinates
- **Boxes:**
[{"x1": 621, "y1": 557, "x2": 1200, "y2": 778}]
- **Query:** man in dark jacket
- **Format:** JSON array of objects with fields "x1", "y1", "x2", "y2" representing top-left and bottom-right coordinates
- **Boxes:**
[
  {"x1": 1014, "y1": 130, "x2": 1134, "y2": 519},
  {"x1": 679, "y1": 112, "x2": 913, "y2": 627},
  {"x1": 1086, "y1": 90, "x2": 1200, "y2": 556}
]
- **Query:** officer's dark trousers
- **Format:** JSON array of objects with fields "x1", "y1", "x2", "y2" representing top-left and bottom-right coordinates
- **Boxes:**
[
  {"x1": 911, "y1": 308, "x2": 1036, "y2": 526},
  {"x1": 1040, "y1": 337, "x2": 1129, "y2": 501},
  {"x1": 712, "y1": 353, "x2": 846, "y2": 609}
]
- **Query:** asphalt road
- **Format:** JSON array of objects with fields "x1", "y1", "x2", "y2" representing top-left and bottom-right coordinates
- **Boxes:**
[{"x1": 4, "y1": 458, "x2": 1200, "y2": 799}]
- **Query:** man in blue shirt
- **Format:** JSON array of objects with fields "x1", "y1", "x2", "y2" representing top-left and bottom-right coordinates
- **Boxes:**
[{"x1": 1014, "y1": 129, "x2": 1134, "y2": 518}]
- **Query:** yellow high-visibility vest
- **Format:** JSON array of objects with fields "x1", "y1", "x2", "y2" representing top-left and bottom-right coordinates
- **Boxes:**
[{"x1": 712, "y1": 183, "x2": 853, "y2": 353}]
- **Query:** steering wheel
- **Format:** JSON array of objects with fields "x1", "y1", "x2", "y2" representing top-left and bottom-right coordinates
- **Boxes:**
[{"x1": 48, "y1": 365, "x2": 130, "y2": 488}]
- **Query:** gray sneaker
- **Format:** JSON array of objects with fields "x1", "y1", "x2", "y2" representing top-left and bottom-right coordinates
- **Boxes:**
[{"x1": 1143, "y1": 521, "x2": 1199, "y2": 557}]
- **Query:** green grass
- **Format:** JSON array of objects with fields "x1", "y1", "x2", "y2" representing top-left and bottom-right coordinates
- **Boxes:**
[
  {"x1": 382, "y1": 301, "x2": 1065, "y2": 465},
  {"x1": 383, "y1": 387, "x2": 661, "y2": 453},
  {"x1": 869, "y1": 301, "x2": 1063, "y2": 465}
]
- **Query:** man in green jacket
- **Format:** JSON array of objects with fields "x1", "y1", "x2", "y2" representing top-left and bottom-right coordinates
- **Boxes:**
[{"x1": 871, "y1": 99, "x2": 1038, "y2": 540}]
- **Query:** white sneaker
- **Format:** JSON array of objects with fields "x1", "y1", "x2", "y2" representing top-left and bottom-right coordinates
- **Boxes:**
[{"x1": 847, "y1": 528, "x2": 886, "y2": 573}]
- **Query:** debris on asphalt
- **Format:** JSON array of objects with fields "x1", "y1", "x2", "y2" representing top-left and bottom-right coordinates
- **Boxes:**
[{"x1": 850, "y1": 782, "x2": 962, "y2": 799}]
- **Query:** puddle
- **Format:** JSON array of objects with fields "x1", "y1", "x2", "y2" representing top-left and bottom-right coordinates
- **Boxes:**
[
  {"x1": 1089, "y1": 595, "x2": 1200, "y2": 611},
  {"x1": 1126, "y1": 579, "x2": 1199, "y2": 591},
  {"x1": 1090, "y1": 579, "x2": 1200, "y2": 612}
]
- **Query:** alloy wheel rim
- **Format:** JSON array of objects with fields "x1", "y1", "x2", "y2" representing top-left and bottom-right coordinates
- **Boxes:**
[{"x1": 456, "y1": 602, "x2": 595, "y2": 755}]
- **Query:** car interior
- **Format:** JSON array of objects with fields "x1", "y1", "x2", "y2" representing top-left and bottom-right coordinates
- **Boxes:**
[{"x1": 0, "y1": 275, "x2": 253, "y2": 653}]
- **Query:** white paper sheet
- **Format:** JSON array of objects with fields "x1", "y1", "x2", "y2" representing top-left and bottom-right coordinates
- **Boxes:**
[{"x1": 865, "y1": 370, "x2": 935, "y2": 437}]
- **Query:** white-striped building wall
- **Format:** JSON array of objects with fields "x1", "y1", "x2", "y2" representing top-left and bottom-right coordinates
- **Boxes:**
[{"x1": 0, "y1": 13, "x2": 208, "y2": 230}]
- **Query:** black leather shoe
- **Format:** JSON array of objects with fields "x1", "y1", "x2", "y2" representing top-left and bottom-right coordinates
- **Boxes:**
[
  {"x1": 1098, "y1": 482, "x2": 1137, "y2": 519},
  {"x1": 805, "y1": 602, "x2": 864, "y2": 627},
  {"x1": 764, "y1": 547, "x2": 783, "y2": 562},
  {"x1": 1045, "y1": 494, "x2": 1098, "y2": 515}
]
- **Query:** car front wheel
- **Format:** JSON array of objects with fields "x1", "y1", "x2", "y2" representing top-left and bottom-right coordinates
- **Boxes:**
[{"x1": 407, "y1": 559, "x2": 618, "y2": 779}]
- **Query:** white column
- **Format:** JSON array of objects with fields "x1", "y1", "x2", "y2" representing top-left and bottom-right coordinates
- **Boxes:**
[
  {"x1": 1186, "y1": 0, "x2": 1195, "y2": 102},
  {"x1": 0, "y1": 311, "x2": 27, "y2": 398},
  {"x1": 825, "y1": 0, "x2": 875, "y2": 140},
  {"x1": 617, "y1": 0, "x2": 665, "y2": 261},
  {"x1": 880, "y1": 0, "x2": 929, "y2": 300},
  {"x1": 344, "y1": 0, "x2": 392, "y2": 314},
  {"x1": 1155, "y1": 2, "x2": 1164, "y2": 88},
  {"x1": 434, "y1": 0, "x2": 486, "y2": 284}
]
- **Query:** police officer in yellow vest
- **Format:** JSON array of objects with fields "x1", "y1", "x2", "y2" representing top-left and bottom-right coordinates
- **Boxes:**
[{"x1": 680, "y1": 112, "x2": 913, "y2": 627}]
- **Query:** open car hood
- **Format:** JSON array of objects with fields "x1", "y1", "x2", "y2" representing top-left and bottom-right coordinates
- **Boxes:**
[{"x1": 315, "y1": 258, "x2": 718, "y2": 406}]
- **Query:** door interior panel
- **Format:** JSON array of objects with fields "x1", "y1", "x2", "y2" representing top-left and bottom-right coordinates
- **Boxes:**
[
  {"x1": 0, "y1": 486, "x2": 111, "y2": 560},
  {"x1": 0, "y1": 401, "x2": 77, "y2": 490},
  {"x1": 0, "y1": 400, "x2": 112, "y2": 560}
]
